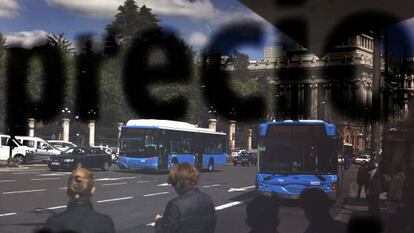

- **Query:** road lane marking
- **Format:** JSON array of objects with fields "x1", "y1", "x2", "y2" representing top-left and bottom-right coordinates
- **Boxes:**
[
  {"x1": 146, "y1": 222, "x2": 156, "y2": 227},
  {"x1": 95, "y1": 176, "x2": 136, "y2": 181},
  {"x1": 203, "y1": 184, "x2": 221, "y2": 188},
  {"x1": 102, "y1": 182, "x2": 127, "y2": 186},
  {"x1": 12, "y1": 172, "x2": 39, "y2": 175},
  {"x1": 0, "y1": 180, "x2": 16, "y2": 183},
  {"x1": 215, "y1": 201, "x2": 243, "y2": 210},
  {"x1": 227, "y1": 185, "x2": 255, "y2": 192},
  {"x1": 31, "y1": 177, "x2": 60, "y2": 181},
  {"x1": 3, "y1": 189, "x2": 46, "y2": 195},
  {"x1": 143, "y1": 192, "x2": 170, "y2": 197},
  {"x1": 137, "y1": 181, "x2": 150, "y2": 184},
  {"x1": 157, "y1": 183, "x2": 170, "y2": 187},
  {"x1": 0, "y1": 212, "x2": 17, "y2": 217},
  {"x1": 59, "y1": 187, "x2": 67, "y2": 190},
  {"x1": 38, "y1": 172, "x2": 71, "y2": 177},
  {"x1": 47, "y1": 205, "x2": 66, "y2": 210},
  {"x1": 97, "y1": 196, "x2": 133, "y2": 203}
]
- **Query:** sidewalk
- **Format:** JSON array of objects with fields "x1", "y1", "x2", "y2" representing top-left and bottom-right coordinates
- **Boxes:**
[
  {"x1": 338, "y1": 165, "x2": 388, "y2": 222},
  {"x1": 0, "y1": 163, "x2": 47, "y2": 172}
]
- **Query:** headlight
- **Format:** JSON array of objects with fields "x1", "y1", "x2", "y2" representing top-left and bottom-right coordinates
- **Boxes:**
[{"x1": 64, "y1": 159, "x2": 74, "y2": 162}]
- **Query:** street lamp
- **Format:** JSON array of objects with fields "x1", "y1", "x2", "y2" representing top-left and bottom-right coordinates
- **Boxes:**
[{"x1": 61, "y1": 107, "x2": 71, "y2": 142}]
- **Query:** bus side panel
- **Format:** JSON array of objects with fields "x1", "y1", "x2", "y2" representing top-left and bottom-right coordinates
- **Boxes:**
[
  {"x1": 117, "y1": 156, "x2": 158, "y2": 169},
  {"x1": 202, "y1": 153, "x2": 227, "y2": 166},
  {"x1": 168, "y1": 154, "x2": 196, "y2": 168}
]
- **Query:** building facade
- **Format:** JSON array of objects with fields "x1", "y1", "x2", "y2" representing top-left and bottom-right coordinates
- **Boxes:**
[{"x1": 224, "y1": 34, "x2": 414, "y2": 154}]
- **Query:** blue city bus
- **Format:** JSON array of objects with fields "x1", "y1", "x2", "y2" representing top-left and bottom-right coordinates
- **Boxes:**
[
  {"x1": 256, "y1": 120, "x2": 340, "y2": 199},
  {"x1": 117, "y1": 119, "x2": 227, "y2": 172}
]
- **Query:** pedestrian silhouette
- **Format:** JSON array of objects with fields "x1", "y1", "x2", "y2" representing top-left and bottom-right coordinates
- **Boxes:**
[
  {"x1": 154, "y1": 163, "x2": 216, "y2": 233},
  {"x1": 386, "y1": 163, "x2": 406, "y2": 233},
  {"x1": 246, "y1": 195, "x2": 279, "y2": 233},
  {"x1": 366, "y1": 161, "x2": 383, "y2": 216},
  {"x1": 301, "y1": 188, "x2": 346, "y2": 233},
  {"x1": 37, "y1": 168, "x2": 115, "y2": 233},
  {"x1": 357, "y1": 161, "x2": 369, "y2": 199}
]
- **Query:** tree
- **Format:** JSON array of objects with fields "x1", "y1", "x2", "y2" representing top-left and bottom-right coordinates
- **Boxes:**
[
  {"x1": 106, "y1": 0, "x2": 161, "y2": 46},
  {"x1": 231, "y1": 50, "x2": 249, "y2": 72},
  {"x1": 47, "y1": 33, "x2": 74, "y2": 54}
]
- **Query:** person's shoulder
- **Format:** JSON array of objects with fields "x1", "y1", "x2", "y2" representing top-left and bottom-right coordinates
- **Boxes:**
[
  {"x1": 90, "y1": 210, "x2": 113, "y2": 222},
  {"x1": 198, "y1": 190, "x2": 213, "y2": 201}
]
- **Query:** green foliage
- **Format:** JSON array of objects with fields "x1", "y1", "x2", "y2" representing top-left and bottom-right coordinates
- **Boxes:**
[
  {"x1": 231, "y1": 50, "x2": 249, "y2": 72},
  {"x1": 47, "y1": 33, "x2": 75, "y2": 54},
  {"x1": 106, "y1": 0, "x2": 161, "y2": 46}
]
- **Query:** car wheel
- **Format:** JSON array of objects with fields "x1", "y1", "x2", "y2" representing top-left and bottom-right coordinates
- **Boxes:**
[
  {"x1": 14, "y1": 155, "x2": 25, "y2": 165},
  {"x1": 208, "y1": 159, "x2": 215, "y2": 172},
  {"x1": 102, "y1": 161, "x2": 110, "y2": 171},
  {"x1": 50, "y1": 166, "x2": 57, "y2": 171},
  {"x1": 75, "y1": 162, "x2": 82, "y2": 169}
]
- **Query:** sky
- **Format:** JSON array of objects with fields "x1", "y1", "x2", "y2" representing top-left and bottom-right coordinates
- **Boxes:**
[{"x1": 0, "y1": 0, "x2": 414, "y2": 59}]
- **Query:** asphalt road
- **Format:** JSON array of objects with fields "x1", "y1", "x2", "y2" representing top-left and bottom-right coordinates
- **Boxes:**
[{"x1": 0, "y1": 164, "x2": 364, "y2": 233}]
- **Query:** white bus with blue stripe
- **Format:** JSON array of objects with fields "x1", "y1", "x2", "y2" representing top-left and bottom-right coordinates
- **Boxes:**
[
  {"x1": 117, "y1": 119, "x2": 227, "y2": 172},
  {"x1": 256, "y1": 120, "x2": 340, "y2": 199}
]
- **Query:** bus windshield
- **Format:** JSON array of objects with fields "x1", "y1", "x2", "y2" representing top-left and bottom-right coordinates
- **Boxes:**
[
  {"x1": 259, "y1": 125, "x2": 336, "y2": 174},
  {"x1": 120, "y1": 129, "x2": 159, "y2": 157}
]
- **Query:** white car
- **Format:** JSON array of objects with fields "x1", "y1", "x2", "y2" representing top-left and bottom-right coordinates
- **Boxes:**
[
  {"x1": 47, "y1": 140, "x2": 77, "y2": 152},
  {"x1": 354, "y1": 154, "x2": 371, "y2": 165}
]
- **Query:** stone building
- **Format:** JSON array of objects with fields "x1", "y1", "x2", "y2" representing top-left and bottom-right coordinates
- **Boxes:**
[{"x1": 224, "y1": 33, "x2": 414, "y2": 154}]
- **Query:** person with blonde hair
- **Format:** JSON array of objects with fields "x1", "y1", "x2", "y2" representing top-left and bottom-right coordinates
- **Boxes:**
[
  {"x1": 40, "y1": 168, "x2": 115, "y2": 233},
  {"x1": 155, "y1": 163, "x2": 216, "y2": 233}
]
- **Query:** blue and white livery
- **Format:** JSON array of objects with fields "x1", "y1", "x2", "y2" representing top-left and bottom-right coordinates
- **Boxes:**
[
  {"x1": 256, "y1": 120, "x2": 340, "y2": 199},
  {"x1": 117, "y1": 119, "x2": 227, "y2": 172}
]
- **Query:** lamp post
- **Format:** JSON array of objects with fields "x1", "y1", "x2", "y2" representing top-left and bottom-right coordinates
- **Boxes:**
[
  {"x1": 87, "y1": 109, "x2": 97, "y2": 147},
  {"x1": 61, "y1": 107, "x2": 71, "y2": 142}
]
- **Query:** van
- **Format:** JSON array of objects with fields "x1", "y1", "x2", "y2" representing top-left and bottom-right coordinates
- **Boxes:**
[
  {"x1": 15, "y1": 136, "x2": 61, "y2": 162},
  {"x1": 0, "y1": 135, "x2": 34, "y2": 164}
]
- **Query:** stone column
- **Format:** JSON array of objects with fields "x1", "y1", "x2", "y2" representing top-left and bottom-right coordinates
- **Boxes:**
[
  {"x1": 247, "y1": 129, "x2": 252, "y2": 151},
  {"x1": 208, "y1": 119, "x2": 217, "y2": 131},
  {"x1": 117, "y1": 122, "x2": 124, "y2": 140},
  {"x1": 310, "y1": 84, "x2": 318, "y2": 119},
  {"x1": 62, "y1": 118, "x2": 70, "y2": 142},
  {"x1": 228, "y1": 120, "x2": 236, "y2": 152},
  {"x1": 28, "y1": 118, "x2": 35, "y2": 137},
  {"x1": 88, "y1": 120, "x2": 95, "y2": 147}
]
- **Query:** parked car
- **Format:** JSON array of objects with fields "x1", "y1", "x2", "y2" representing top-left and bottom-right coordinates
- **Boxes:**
[
  {"x1": 15, "y1": 136, "x2": 61, "y2": 162},
  {"x1": 354, "y1": 154, "x2": 371, "y2": 165},
  {"x1": 47, "y1": 140, "x2": 77, "y2": 152},
  {"x1": 233, "y1": 152, "x2": 257, "y2": 166},
  {"x1": 0, "y1": 135, "x2": 34, "y2": 164},
  {"x1": 231, "y1": 149, "x2": 247, "y2": 159},
  {"x1": 48, "y1": 147, "x2": 112, "y2": 171}
]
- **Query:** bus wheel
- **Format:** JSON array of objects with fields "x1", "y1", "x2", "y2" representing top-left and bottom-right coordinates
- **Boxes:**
[
  {"x1": 208, "y1": 160, "x2": 215, "y2": 172},
  {"x1": 14, "y1": 155, "x2": 25, "y2": 165}
]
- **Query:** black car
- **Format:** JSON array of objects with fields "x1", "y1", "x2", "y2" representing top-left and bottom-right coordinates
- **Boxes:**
[
  {"x1": 233, "y1": 153, "x2": 257, "y2": 166},
  {"x1": 48, "y1": 147, "x2": 112, "y2": 171}
]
